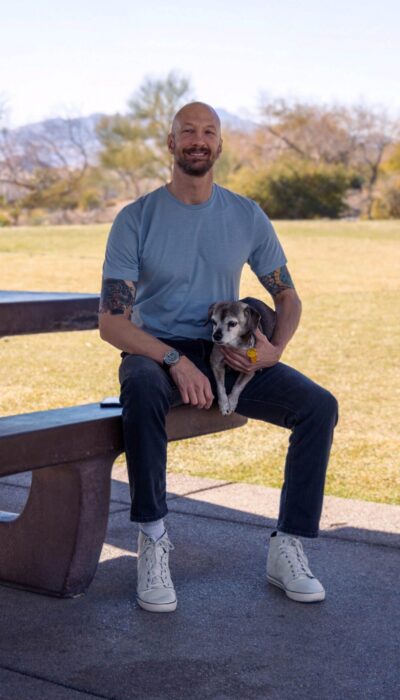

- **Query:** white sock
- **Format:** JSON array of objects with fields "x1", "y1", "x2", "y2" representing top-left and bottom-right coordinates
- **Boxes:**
[
  {"x1": 139, "y1": 518, "x2": 165, "y2": 541},
  {"x1": 276, "y1": 531, "x2": 302, "y2": 543}
]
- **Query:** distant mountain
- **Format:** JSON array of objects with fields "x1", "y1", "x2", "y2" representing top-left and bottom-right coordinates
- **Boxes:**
[
  {"x1": 11, "y1": 114, "x2": 104, "y2": 165},
  {"x1": 14, "y1": 113, "x2": 104, "y2": 137},
  {"x1": 215, "y1": 108, "x2": 258, "y2": 132}
]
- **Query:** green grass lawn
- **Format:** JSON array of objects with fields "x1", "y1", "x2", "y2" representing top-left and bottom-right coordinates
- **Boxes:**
[{"x1": 1, "y1": 220, "x2": 399, "y2": 505}]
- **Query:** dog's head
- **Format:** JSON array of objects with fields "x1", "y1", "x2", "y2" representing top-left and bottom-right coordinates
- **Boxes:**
[{"x1": 208, "y1": 301, "x2": 261, "y2": 348}]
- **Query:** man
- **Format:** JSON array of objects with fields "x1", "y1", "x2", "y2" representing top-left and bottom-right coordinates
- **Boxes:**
[{"x1": 99, "y1": 102, "x2": 338, "y2": 613}]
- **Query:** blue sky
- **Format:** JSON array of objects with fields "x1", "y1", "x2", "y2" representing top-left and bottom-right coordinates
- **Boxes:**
[{"x1": 2, "y1": 0, "x2": 399, "y2": 126}]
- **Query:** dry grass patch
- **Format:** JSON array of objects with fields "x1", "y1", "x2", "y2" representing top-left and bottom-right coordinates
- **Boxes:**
[{"x1": 1, "y1": 220, "x2": 399, "y2": 505}]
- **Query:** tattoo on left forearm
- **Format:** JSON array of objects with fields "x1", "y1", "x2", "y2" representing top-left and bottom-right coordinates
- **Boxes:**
[{"x1": 258, "y1": 265, "x2": 295, "y2": 297}]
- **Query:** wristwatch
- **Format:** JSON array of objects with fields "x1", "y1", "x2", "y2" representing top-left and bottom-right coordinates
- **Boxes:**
[{"x1": 162, "y1": 348, "x2": 182, "y2": 371}]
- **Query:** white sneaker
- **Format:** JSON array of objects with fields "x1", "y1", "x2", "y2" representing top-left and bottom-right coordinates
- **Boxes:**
[
  {"x1": 266, "y1": 531, "x2": 325, "y2": 603},
  {"x1": 136, "y1": 530, "x2": 177, "y2": 613}
]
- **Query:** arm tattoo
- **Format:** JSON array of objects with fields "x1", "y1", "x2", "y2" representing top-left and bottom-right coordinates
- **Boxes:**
[
  {"x1": 258, "y1": 265, "x2": 295, "y2": 298},
  {"x1": 99, "y1": 278, "x2": 137, "y2": 317}
]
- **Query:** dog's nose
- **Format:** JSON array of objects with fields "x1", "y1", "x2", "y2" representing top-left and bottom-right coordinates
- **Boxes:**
[{"x1": 213, "y1": 330, "x2": 222, "y2": 341}]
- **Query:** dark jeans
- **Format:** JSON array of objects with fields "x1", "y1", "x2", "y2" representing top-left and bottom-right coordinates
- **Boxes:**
[{"x1": 119, "y1": 299, "x2": 339, "y2": 538}]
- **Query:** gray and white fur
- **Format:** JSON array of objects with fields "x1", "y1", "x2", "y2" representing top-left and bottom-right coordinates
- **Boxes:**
[{"x1": 208, "y1": 301, "x2": 263, "y2": 416}]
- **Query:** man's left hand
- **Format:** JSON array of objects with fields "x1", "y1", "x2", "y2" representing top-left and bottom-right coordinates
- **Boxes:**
[{"x1": 220, "y1": 328, "x2": 282, "y2": 374}]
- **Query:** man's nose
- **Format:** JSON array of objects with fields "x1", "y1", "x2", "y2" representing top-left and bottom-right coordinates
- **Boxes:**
[{"x1": 191, "y1": 132, "x2": 207, "y2": 145}]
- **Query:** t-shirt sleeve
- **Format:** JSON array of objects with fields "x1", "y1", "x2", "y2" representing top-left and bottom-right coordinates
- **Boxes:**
[
  {"x1": 102, "y1": 204, "x2": 140, "y2": 281},
  {"x1": 247, "y1": 202, "x2": 287, "y2": 277}
]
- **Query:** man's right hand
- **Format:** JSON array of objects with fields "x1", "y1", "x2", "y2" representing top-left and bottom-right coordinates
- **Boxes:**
[{"x1": 169, "y1": 356, "x2": 214, "y2": 410}]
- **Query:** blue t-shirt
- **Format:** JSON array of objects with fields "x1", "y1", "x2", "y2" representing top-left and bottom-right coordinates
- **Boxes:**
[{"x1": 102, "y1": 184, "x2": 287, "y2": 340}]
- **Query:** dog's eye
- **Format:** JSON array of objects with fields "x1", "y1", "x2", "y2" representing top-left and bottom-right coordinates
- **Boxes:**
[
  {"x1": 228, "y1": 321, "x2": 238, "y2": 328},
  {"x1": 211, "y1": 319, "x2": 217, "y2": 325}
]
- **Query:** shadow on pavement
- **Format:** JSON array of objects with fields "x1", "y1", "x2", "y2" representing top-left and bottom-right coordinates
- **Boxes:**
[{"x1": 0, "y1": 468, "x2": 399, "y2": 700}]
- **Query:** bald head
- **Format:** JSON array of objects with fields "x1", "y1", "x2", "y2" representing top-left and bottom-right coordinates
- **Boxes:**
[{"x1": 171, "y1": 102, "x2": 221, "y2": 136}]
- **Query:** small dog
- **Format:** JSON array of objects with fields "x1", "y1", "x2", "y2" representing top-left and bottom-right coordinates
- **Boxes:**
[{"x1": 208, "y1": 300, "x2": 275, "y2": 415}]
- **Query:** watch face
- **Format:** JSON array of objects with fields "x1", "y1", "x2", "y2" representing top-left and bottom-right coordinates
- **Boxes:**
[{"x1": 164, "y1": 349, "x2": 180, "y2": 366}]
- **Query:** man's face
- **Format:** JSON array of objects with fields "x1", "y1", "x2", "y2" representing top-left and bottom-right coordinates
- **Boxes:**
[{"x1": 168, "y1": 106, "x2": 222, "y2": 177}]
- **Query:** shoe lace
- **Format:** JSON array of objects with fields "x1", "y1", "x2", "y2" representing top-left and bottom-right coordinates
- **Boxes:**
[
  {"x1": 142, "y1": 535, "x2": 174, "y2": 587},
  {"x1": 279, "y1": 536, "x2": 314, "y2": 579}
]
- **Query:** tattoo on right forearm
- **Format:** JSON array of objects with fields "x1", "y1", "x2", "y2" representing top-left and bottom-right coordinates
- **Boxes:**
[{"x1": 99, "y1": 278, "x2": 137, "y2": 316}]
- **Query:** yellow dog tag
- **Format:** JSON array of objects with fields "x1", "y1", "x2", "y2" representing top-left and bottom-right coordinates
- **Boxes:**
[{"x1": 246, "y1": 348, "x2": 258, "y2": 364}]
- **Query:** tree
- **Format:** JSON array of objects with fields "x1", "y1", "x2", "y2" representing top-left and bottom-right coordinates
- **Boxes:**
[
  {"x1": 258, "y1": 98, "x2": 399, "y2": 218},
  {"x1": 370, "y1": 142, "x2": 400, "y2": 217},
  {"x1": 0, "y1": 117, "x2": 90, "y2": 217},
  {"x1": 97, "y1": 71, "x2": 193, "y2": 196},
  {"x1": 213, "y1": 127, "x2": 263, "y2": 186},
  {"x1": 380, "y1": 141, "x2": 400, "y2": 174},
  {"x1": 96, "y1": 115, "x2": 155, "y2": 198}
]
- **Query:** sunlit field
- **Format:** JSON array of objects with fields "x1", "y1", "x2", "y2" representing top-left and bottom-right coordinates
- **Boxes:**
[{"x1": 1, "y1": 220, "x2": 399, "y2": 504}]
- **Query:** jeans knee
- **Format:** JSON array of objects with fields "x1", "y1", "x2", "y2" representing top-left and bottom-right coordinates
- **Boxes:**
[
  {"x1": 315, "y1": 388, "x2": 339, "y2": 426},
  {"x1": 119, "y1": 358, "x2": 172, "y2": 410}
]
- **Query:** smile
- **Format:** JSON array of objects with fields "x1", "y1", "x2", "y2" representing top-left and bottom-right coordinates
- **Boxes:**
[{"x1": 186, "y1": 150, "x2": 209, "y2": 157}]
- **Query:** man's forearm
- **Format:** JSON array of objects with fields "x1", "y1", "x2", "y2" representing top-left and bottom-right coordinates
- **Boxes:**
[
  {"x1": 99, "y1": 315, "x2": 174, "y2": 365},
  {"x1": 271, "y1": 291, "x2": 302, "y2": 353},
  {"x1": 257, "y1": 267, "x2": 302, "y2": 355}
]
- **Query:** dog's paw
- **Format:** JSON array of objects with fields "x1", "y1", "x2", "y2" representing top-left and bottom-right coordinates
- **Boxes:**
[
  {"x1": 226, "y1": 395, "x2": 238, "y2": 414},
  {"x1": 219, "y1": 398, "x2": 232, "y2": 415}
]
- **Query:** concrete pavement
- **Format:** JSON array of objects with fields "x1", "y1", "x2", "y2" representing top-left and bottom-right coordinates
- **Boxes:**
[{"x1": 0, "y1": 465, "x2": 399, "y2": 700}]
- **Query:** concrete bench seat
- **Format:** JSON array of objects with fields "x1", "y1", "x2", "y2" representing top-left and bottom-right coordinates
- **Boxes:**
[{"x1": 0, "y1": 401, "x2": 246, "y2": 598}]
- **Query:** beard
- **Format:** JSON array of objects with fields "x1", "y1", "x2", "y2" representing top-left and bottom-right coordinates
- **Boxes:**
[{"x1": 175, "y1": 148, "x2": 217, "y2": 177}]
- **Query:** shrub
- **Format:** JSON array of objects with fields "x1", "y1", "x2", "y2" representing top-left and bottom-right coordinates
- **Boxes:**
[
  {"x1": 371, "y1": 176, "x2": 400, "y2": 219},
  {"x1": 228, "y1": 162, "x2": 352, "y2": 219},
  {"x1": 80, "y1": 190, "x2": 102, "y2": 211},
  {"x1": 0, "y1": 211, "x2": 11, "y2": 227}
]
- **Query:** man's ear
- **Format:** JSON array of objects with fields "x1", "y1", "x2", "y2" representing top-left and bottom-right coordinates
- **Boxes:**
[
  {"x1": 244, "y1": 305, "x2": 261, "y2": 333},
  {"x1": 217, "y1": 138, "x2": 223, "y2": 158},
  {"x1": 167, "y1": 133, "x2": 175, "y2": 154}
]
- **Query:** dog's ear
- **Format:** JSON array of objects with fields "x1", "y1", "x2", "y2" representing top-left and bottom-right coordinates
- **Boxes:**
[
  {"x1": 202, "y1": 302, "x2": 217, "y2": 327},
  {"x1": 207, "y1": 302, "x2": 217, "y2": 320},
  {"x1": 244, "y1": 305, "x2": 261, "y2": 332}
]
